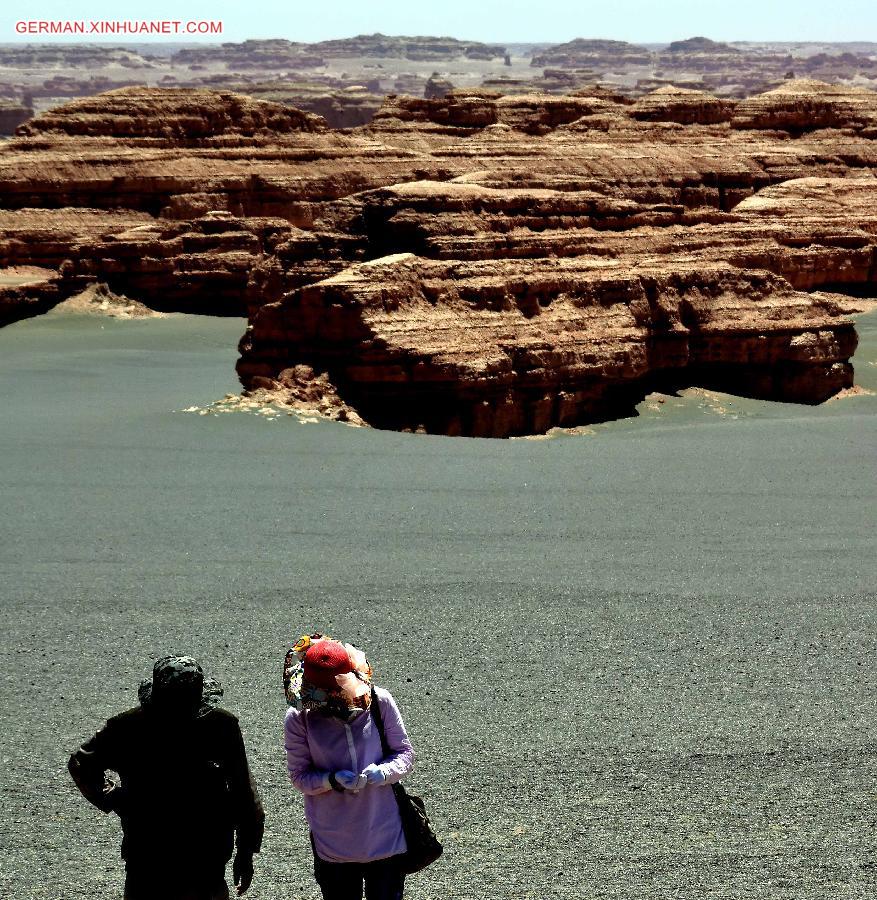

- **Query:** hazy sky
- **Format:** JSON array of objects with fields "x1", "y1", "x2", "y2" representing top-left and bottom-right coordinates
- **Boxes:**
[{"x1": 1, "y1": 0, "x2": 876, "y2": 44}]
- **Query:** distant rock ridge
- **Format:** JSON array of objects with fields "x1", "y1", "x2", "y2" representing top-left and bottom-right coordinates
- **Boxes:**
[
  {"x1": 1, "y1": 83, "x2": 876, "y2": 435},
  {"x1": 526, "y1": 36, "x2": 877, "y2": 99},
  {"x1": 308, "y1": 33, "x2": 507, "y2": 61},
  {"x1": 17, "y1": 87, "x2": 326, "y2": 140},
  {"x1": 171, "y1": 34, "x2": 507, "y2": 68},
  {"x1": 4, "y1": 36, "x2": 877, "y2": 126},
  {"x1": 0, "y1": 45, "x2": 155, "y2": 68},
  {"x1": 532, "y1": 38, "x2": 652, "y2": 68},
  {"x1": 667, "y1": 36, "x2": 740, "y2": 54}
]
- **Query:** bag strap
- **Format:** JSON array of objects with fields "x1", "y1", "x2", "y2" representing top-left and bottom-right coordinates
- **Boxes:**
[
  {"x1": 370, "y1": 685, "x2": 392, "y2": 757},
  {"x1": 370, "y1": 687, "x2": 410, "y2": 820}
]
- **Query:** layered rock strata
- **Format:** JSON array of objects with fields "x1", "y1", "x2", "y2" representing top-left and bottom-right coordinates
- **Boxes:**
[
  {"x1": 226, "y1": 81, "x2": 385, "y2": 129},
  {"x1": 61, "y1": 212, "x2": 295, "y2": 316},
  {"x1": 532, "y1": 39, "x2": 653, "y2": 68},
  {"x1": 17, "y1": 87, "x2": 326, "y2": 139},
  {"x1": 630, "y1": 86, "x2": 736, "y2": 125},
  {"x1": 239, "y1": 173, "x2": 875, "y2": 436},
  {"x1": 170, "y1": 35, "x2": 508, "y2": 67},
  {"x1": 0, "y1": 209, "x2": 154, "y2": 269},
  {"x1": 372, "y1": 90, "x2": 615, "y2": 133},
  {"x1": 731, "y1": 79, "x2": 877, "y2": 134},
  {"x1": 530, "y1": 37, "x2": 877, "y2": 99},
  {"x1": 1, "y1": 83, "x2": 876, "y2": 435},
  {"x1": 238, "y1": 255, "x2": 855, "y2": 437}
]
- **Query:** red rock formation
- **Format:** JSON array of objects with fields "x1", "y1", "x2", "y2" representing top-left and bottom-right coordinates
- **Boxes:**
[
  {"x1": 1, "y1": 83, "x2": 875, "y2": 435},
  {"x1": 17, "y1": 86, "x2": 326, "y2": 140},
  {"x1": 630, "y1": 86, "x2": 736, "y2": 125},
  {"x1": 731, "y1": 79, "x2": 877, "y2": 133},
  {"x1": 372, "y1": 89, "x2": 611, "y2": 133},
  {"x1": 0, "y1": 90, "x2": 427, "y2": 218},
  {"x1": 238, "y1": 254, "x2": 855, "y2": 437},
  {"x1": 61, "y1": 212, "x2": 295, "y2": 316},
  {"x1": 0, "y1": 209, "x2": 154, "y2": 268}
]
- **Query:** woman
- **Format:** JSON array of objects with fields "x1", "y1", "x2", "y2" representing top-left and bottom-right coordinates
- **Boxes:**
[{"x1": 284, "y1": 634, "x2": 414, "y2": 900}]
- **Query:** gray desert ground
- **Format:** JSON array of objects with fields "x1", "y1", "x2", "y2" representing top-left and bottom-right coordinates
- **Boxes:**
[{"x1": 1, "y1": 309, "x2": 875, "y2": 899}]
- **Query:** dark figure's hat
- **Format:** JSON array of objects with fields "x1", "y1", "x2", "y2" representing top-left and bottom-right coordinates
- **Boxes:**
[{"x1": 138, "y1": 655, "x2": 223, "y2": 717}]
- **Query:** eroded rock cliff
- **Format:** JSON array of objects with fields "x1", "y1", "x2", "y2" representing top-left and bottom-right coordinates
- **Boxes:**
[
  {"x1": 238, "y1": 255, "x2": 855, "y2": 437},
  {"x1": 17, "y1": 86, "x2": 326, "y2": 139},
  {"x1": 1, "y1": 83, "x2": 875, "y2": 435},
  {"x1": 731, "y1": 78, "x2": 877, "y2": 134}
]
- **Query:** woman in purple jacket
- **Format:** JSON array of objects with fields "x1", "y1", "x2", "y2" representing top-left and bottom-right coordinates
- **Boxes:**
[{"x1": 284, "y1": 634, "x2": 414, "y2": 900}]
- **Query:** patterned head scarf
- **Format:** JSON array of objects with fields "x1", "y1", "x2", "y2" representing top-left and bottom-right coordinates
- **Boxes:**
[{"x1": 284, "y1": 633, "x2": 372, "y2": 718}]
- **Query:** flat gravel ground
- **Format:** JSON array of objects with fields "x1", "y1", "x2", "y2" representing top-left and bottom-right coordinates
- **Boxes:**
[{"x1": 1, "y1": 313, "x2": 876, "y2": 900}]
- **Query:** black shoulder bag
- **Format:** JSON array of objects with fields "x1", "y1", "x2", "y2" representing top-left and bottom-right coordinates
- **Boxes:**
[{"x1": 370, "y1": 687, "x2": 443, "y2": 874}]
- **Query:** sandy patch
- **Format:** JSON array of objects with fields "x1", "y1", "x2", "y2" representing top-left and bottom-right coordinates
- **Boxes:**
[
  {"x1": 180, "y1": 391, "x2": 363, "y2": 427},
  {"x1": 830, "y1": 297, "x2": 877, "y2": 315},
  {"x1": 0, "y1": 266, "x2": 56, "y2": 287},
  {"x1": 825, "y1": 384, "x2": 876, "y2": 401},
  {"x1": 47, "y1": 283, "x2": 165, "y2": 319},
  {"x1": 678, "y1": 386, "x2": 740, "y2": 417},
  {"x1": 512, "y1": 425, "x2": 596, "y2": 440}
]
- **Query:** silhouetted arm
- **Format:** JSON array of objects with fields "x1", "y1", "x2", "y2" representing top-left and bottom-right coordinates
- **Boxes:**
[
  {"x1": 225, "y1": 716, "x2": 265, "y2": 855},
  {"x1": 68, "y1": 720, "x2": 122, "y2": 814}
]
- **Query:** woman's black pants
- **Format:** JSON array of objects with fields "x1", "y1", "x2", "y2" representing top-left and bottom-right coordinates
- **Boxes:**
[{"x1": 314, "y1": 854, "x2": 405, "y2": 900}]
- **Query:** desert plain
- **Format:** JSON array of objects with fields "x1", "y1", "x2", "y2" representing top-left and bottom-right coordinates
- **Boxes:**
[{"x1": 0, "y1": 31, "x2": 876, "y2": 900}]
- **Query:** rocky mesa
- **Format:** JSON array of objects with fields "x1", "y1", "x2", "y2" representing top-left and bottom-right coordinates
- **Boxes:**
[{"x1": 1, "y1": 81, "x2": 876, "y2": 435}]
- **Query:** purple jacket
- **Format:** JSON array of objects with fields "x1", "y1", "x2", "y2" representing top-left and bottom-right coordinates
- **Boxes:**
[{"x1": 284, "y1": 687, "x2": 414, "y2": 863}]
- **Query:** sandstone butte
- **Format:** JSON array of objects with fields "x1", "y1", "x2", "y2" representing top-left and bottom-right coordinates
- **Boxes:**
[{"x1": 1, "y1": 81, "x2": 877, "y2": 437}]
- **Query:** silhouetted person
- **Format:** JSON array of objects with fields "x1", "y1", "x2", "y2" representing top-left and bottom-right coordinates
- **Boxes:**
[{"x1": 69, "y1": 656, "x2": 264, "y2": 899}]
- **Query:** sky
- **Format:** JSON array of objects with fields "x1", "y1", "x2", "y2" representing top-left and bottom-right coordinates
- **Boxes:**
[{"x1": 1, "y1": 0, "x2": 876, "y2": 44}]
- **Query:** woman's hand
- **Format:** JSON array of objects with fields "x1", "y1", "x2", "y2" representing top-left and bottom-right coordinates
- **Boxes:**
[
  {"x1": 361, "y1": 763, "x2": 386, "y2": 785},
  {"x1": 334, "y1": 770, "x2": 367, "y2": 792}
]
